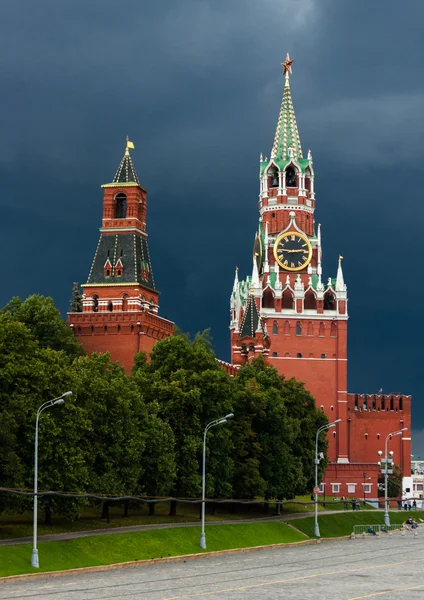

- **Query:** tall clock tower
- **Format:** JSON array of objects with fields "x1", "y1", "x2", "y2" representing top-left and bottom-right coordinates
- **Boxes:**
[
  {"x1": 230, "y1": 56, "x2": 348, "y2": 463},
  {"x1": 68, "y1": 139, "x2": 174, "y2": 371}
]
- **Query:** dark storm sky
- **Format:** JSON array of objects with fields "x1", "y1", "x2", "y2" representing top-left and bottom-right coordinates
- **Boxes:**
[{"x1": 1, "y1": 1, "x2": 423, "y2": 450}]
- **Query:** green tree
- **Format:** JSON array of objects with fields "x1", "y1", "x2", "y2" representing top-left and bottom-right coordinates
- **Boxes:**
[
  {"x1": 2, "y1": 295, "x2": 84, "y2": 358},
  {"x1": 0, "y1": 313, "x2": 88, "y2": 521},
  {"x1": 69, "y1": 282, "x2": 83, "y2": 312},
  {"x1": 132, "y1": 333, "x2": 234, "y2": 498},
  {"x1": 71, "y1": 354, "x2": 145, "y2": 499},
  {"x1": 232, "y1": 356, "x2": 327, "y2": 500},
  {"x1": 378, "y1": 464, "x2": 403, "y2": 498}
]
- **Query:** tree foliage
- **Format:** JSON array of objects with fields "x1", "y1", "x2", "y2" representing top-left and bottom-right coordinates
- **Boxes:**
[
  {"x1": 0, "y1": 295, "x2": 330, "y2": 522},
  {"x1": 2, "y1": 295, "x2": 84, "y2": 358},
  {"x1": 69, "y1": 283, "x2": 83, "y2": 313}
]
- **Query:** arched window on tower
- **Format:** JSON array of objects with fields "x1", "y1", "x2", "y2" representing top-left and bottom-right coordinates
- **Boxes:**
[
  {"x1": 115, "y1": 193, "x2": 127, "y2": 219},
  {"x1": 330, "y1": 322, "x2": 337, "y2": 337},
  {"x1": 284, "y1": 321, "x2": 290, "y2": 335},
  {"x1": 305, "y1": 169, "x2": 311, "y2": 192},
  {"x1": 324, "y1": 290, "x2": 336, "y2": 310},
  {"x1": 307, "y1": 321, "x2": 313, "y2": 336},
  {"x1": 263, "y1": 288, "x2": 274, "y2": 309},
  {"x1": 122, "y1": 294, "x2": 128, "y2": 311},
  {"x1": 319, "y1": 322, "x2": 325, "y2": 337},
  {"x1": 286, "y1": 166, "x2": 297, "y2": 187},
  {"x1": 272, "y1": 321, "x2": 278, "y2": 335},
  {"x1": 108, "y1": 302, "x2": 113, "y2": 312},
  {"x1": 268, "y1": 167, "x2": 279, "y2": 188},
  {"x1": 296, "y1": 322, "x2": 302, "y2": 336},
  {"x1": 92, "y1": 295, "x2": 99, "y2": 313},
  {"x1": 304, "y1": 289, "x2": 317, "y2": 310},
  {"x1": 282, "y1": 288, "x2": 294, "y2": 309}
]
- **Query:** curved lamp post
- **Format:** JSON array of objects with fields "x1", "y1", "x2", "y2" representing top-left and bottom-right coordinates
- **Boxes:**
[
  {"x1": 314, "y1": 419, "x2": 341, "y2": 538},
  {"x1": 31, "y1": 391, "x2": 72, "y2": 568},
  {"x1": 382, "y1": 427, "x2": 407, "y2": 527},
  {"x1": 200, "y1": 413, "x2": 234, "y2": 549}
]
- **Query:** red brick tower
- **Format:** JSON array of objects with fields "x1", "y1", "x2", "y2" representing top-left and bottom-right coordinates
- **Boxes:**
[
  {"x1": 230, "y1": 55, "x2": 347, "y2": 463},
  {"x1": 229, "y1": 56, "x2": 411, "y2": 496},
  {"x1": 68, "y1": 139, "x2": 174, "y2": 371}
]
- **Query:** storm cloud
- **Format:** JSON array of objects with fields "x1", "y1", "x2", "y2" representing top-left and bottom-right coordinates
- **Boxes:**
[{"x1": 0, "y1": 0, "x2": 423, "y2": 447}]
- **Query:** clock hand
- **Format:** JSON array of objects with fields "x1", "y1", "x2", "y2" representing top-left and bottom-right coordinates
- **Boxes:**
[{"x1": 281, "y1": 249, "x2": 305, "y2": 253}]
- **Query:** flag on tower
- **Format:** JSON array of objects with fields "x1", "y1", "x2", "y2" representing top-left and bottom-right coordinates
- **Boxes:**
[{"x1": 127, "y1": 140, "x2": 135, "y2": 149}]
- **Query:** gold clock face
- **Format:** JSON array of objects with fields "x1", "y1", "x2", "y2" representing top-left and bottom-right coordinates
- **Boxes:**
[
  {"x1": 253, "y1": 233, "x2": 263, "y2": 273},
  {"x1": 274, "y1": 231, "x2": 312, "y2": 271}
]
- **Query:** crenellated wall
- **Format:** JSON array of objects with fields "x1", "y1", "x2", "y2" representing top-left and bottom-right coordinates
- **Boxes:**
[{"x1": 347, "y1": 393, "x2": 411, "y2": 475}]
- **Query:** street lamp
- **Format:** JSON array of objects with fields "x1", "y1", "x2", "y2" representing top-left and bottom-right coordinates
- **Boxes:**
[
  {"x1": 200, "y1": 413, "x2": 234, "y2": 549},
  {"x1": 31, "y1": 391, "x2": 72, "y2": 568},
  {"x1": 381, "y1": 427, "x2": 407, "y2": 527},
  {"x1": 314, "y1": 419, "x2": 341, "y2": 538}
]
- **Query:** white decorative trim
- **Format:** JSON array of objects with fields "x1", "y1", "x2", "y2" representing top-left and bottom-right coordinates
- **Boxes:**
[
  {"x1": 270, "y1": 357, "x2": 347, "y2": 361},
  {"x1": 100, "y1": 226, "x2": 148, "y2": 237},
  {"x1": 260, "y1": 204, "x2": 314, "y2": 216},
  {"x1": 262, "y1": 312, "x2": 349, "y2": 321}
]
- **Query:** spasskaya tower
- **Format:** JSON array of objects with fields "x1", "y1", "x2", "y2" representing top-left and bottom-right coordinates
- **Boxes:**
[{"x1": 229, "y1": 55, "x2": 411, "y2": 493}]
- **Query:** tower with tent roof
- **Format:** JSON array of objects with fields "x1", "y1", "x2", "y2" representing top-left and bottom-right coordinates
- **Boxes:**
[
  {"x1": 229, "y1": 55, "x2": 411, "y2": 489},
  {"x1": 68, "y1": 139, "x2": 174, "y2": 371}
]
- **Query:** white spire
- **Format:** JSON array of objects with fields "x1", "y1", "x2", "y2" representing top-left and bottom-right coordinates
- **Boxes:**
[
  {"x1": 317, "y1": 223, "x2": 324, "y2": 292},
  {"x1": 335, "y1": 255, "x2": 346, "y2": 292},
  {"x1": 251, "y1": 255, "x2": 260, "y2": 288},
  {"x1": 264, "y1": 223, "x2": 269, "y2": 274},
  {"x1": 294, "y1": 274, "x2": 304, "y2": 291},
  {"x1": 232, "y1": 266, "x2": 239, "y2": 294}
]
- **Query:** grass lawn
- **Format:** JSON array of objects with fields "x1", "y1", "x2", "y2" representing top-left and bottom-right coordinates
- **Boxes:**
[
  {"x1": 0, "y1": 498, "x2": 325, "y2": 540},
  {"x1": 0, "y1": 497, "x2": 377, "y2": 542},
  {"x1": 291, "y1": 510, "x2": 424, "y2": 538},
  {"x1": 0, "y1": 522, "x2": 307, "y2": 578}
]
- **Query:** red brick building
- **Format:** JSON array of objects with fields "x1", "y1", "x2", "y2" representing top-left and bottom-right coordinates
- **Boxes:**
[
  {"x1": 68, "y1": 140, "x2": 174, "y2": 370},
  {"x1": 229, "y1": 56, "x2": 411, "y2": 500}
]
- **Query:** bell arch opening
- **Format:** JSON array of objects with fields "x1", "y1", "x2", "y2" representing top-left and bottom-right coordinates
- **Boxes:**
[{"x1": 115, "y1": 193, "x2": 127, "y2": 219}]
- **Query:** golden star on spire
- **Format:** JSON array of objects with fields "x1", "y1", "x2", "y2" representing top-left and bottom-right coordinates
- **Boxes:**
[{"x1": 281, "y1": 53, "x2": 294, "y2": 76}]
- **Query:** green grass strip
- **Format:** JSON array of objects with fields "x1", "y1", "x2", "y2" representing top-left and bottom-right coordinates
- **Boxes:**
[
  {"x1": 292, "y1": 510, "x2": 424, "y2": 538},
  {"x1": 0, "y1": 522, "x2": 307, "y2": 578}
]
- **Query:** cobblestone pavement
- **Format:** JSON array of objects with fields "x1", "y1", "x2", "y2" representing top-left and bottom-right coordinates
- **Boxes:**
[{"x1": 1, "y1": 531, "x2": 423, "y2": 599}]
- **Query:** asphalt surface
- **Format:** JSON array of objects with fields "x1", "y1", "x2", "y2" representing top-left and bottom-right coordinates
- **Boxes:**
[{"x1": 1, "y1": 531, "x2": 423, "y2": 599}]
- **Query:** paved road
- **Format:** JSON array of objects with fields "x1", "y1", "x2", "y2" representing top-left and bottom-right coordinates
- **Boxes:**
[{"x1": 1, "y1": 532, "x2": 423, "y2": 599}]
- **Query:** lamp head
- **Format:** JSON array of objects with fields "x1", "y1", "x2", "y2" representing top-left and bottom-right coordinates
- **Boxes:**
[
  {"x1": 389, "y1": 450, "x2": 394, "y2": 456},
  {"x1": 377, "y1": 450, "x2": 383, "y2": 456},
  {"x1": 54, "y1": 398, "x2": 65, "y2": 406},
  {"x1": 61, "y1": 391, "x2": 73, "y2": 398},
  {"x1": 225, "y1": 413, "x2": 234, "y2": 419},
  {"x1": 217, "y1": 419, "x2": 227, "y2": 425}
]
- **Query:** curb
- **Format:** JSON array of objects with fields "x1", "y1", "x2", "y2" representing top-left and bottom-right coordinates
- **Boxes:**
[{"x1": 0, "y1": 536, "x2": 349, "y2": 583}]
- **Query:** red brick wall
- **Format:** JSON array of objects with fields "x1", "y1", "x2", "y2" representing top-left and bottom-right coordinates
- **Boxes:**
[
  {"x1": 347, "y1": 393, "x2": 411, "y2": 476},
  {"x1": 68, "y1": 310, "x2": 174, "y2": 373}
]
